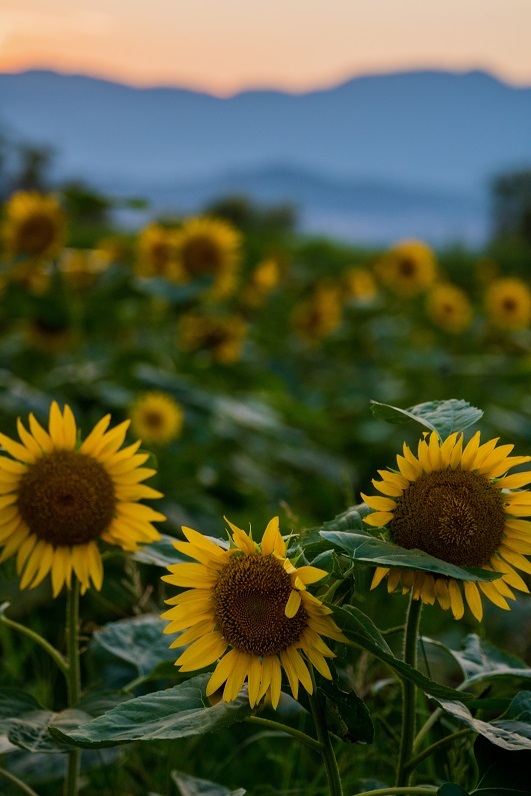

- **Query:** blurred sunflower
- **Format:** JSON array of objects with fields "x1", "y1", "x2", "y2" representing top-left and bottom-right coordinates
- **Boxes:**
[
  {"x1": 426, "y1": 283, "x2": 473, "y2": 334},
  {"x1": 0, "y1": 402, "x2": 164, "y2": 596},
  {"x1": 343, "y1": 267, "x2": 377, "y2": 302},
  {"x1": 375, "y1": 240, "x2": 437, "y2": 297},
  {"x1": 137, "y1": 224, "x2": 178, "y2": 280},
  {"x1": 484, "y1": 277, "x2": 531, "y2": 330},
  {"x1": 362, "y1": 431, "x2": 531, "y2": 621},
  {"x1": 162, "y1": 517, "x2": 345, "y2": 708},
  {"x1": 2, "y1": 191, "x2": 66, "y2": 261},
  {"x1": 242, "y1": 257, "x2": 282, "y2": 307},
  {"x1": 130, "y1": 392, "x2": 184, "y2": 446},
  {"x1": 59, "y1": 248, "x2": 108, "y2": 290},
  {"x1": 178, "y1": 313, "x2": 247, "y2": 364},
  {"x1": 291, "y1": 284, "x2": 343, "y2": 344},
  {"x1": 174, "y1": 217, "x2": 241, "y2": 298}
]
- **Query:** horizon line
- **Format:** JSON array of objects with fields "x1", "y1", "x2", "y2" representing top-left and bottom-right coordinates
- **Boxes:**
[{"x1": 2, "y1": 63, "x2": 530, "y2": 98}]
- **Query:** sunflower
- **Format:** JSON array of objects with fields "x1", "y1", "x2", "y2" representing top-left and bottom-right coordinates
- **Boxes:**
[
  {"x1": 0, "y1": 402, "x2": 165, "y2": 596},
  {"x1": 178, "y1": 312, "x2": 247, "y2": 364},
  {"x1": 137, "y1": 224, "x2": 178, "y2": 280},
  {"x1": 2, "y1": 191, "x2": 66, "y2": 261},
  {"x1": 173, "y1": 217, "x2": 241, "y2": 299},
  {"x1": 361, "y1": 431, "x2": 531, "y2": 621},
  {"x1": 291, "y1": 284, "x2": 343, "y2": 344},
  {"x1": 374, "y1": 240, "x2": 437, "y2": 297},
  {"x1": 162, "y1": 517, "x2": 345, "y2": 708},
  {"x1": 426, "y1": 283, "x2": 473, "y2": 334},
  {"x1": 130, "y1": 392, "x2": 184, "y2": 446},
  {"x1": 343, "y1": 267, "x2": 378, "y2": 303},
  {"x1": 59, "y1": 248, "x2": 108, "y2": 290},
  {"x1": 484, "y1": 277, "x2": 531, "y2": 330},
  {"x1": 242, "y1": 257, "x2": 282, "y2": 307}
]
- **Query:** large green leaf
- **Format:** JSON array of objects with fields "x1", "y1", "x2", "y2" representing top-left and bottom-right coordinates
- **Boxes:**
[
  {"x1": 321, "y1": 530, "x2": 501, "y2": 582},
  {"x1": 172, "y1": 771, "x2": 246, "y2": 796},
  {"x1": 49, "y1": 674, "x2": 252, "y2": 748},
  {"x1": 370, "y1": 399, "x2": 483, "y2": 439},
  {"x1": 471, "y1": 734, "x2": 531, "y2": 795},
  {"x1": 89, "y1": 614, "x2": 178, "y2": 679},
  {"x1": 332, "y1": 604, "x2": 473, "y2": 701},
  {"x1": 0, "y1": 690, "x2": 89, "y2": 753},
  {"x1": 433, "y1": 692, "x2": 531, "y2": 751},
  {"x1": 426, "y1": 634, "x2": 531, "y2": 688},
  {"x1": 319, "y1": 680, "x2": 374, "y2": 744}
]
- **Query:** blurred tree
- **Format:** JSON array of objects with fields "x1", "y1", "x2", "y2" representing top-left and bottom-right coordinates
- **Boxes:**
[
  {"x1": 61, "y1": 180, "x2": 112, "y2": 225},
  {"x1": 491, "y1": 169, "x2": 531, "y2": 244},
  {"x1": 205, "y1": 194, "x2": 296, "y2": 233},
  {"x1": 13, "y1": 142, "x2": 55, "y2": 193}
]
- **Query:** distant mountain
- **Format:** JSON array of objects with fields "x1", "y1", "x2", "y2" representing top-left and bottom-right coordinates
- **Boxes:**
[{"x1": 0, "y1": 68, "x2": 529, "y2": 243}]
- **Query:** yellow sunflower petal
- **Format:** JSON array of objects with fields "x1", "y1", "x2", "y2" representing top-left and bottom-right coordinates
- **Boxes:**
[
  {"x1": 28, "y1": 413, "x2": 53, "y2": 452},
  {"x1": 49, "y1": 402, "x2": 65, "y2": 449},
  {"x1": 175, "y1": 631, "x2": 228, "y2": 671},
  {"x1": 223, "y1": 651, "x2": 252, "y2": 702},
  {"x1": 464, "y1": 581, "x2": 483, "y2": 621},
  {"x1": 285, "y1": 588, "x2": 302, "y2": 618},
  {"x1": 206, "y1": 649, "x2": 239, "y2": 696},
  {"x1": 448, "y1": 580, "x2": 464, "y2": 620},
  {"x1": 16, "y1": 419, "x2": 43, "y2": 458},
  {"x1": 261, "y1": 516, "x2": 285, "y2": 556},
  {"x1": 247, "y1": 656, "x2": 263, "y2": 708},
  {"x1": 225, "y1": 518, "x2": 255, "y2": 554},
  {"x1": 478, "y1": 581, "x2": 511, "y2": 610},
  {"x1": 371, "y1": 566, "x2": 390, "y2": 589},
  {"x1": 434, "y1": 578, "x2": 451, "y2": 610}
]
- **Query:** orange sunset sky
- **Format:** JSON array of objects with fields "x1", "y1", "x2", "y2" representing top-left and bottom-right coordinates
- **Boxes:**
[{"x1": 2, "y1": 0, "x2": 531, "y2": 96}]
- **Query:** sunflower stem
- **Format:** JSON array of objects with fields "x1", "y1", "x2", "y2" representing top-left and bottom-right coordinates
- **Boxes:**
[
  {"x1": 64, "y1": 578, "x2": 81, "y2": 796},
  {"x1": 0, "y1": 607, "x2": 68, "y2": 676},
  {"x1": 405, "y1": 727, "x2": 473, "y2": 773},
  {"x1": 0, "y1": 766, "x2": 41, "y2": 796},
  {"x1": 245, "y1": 715, "x2": 323, "y2": 752},
  {"x1": 395, "y1": 594, "x2": 423, "y2": 789},
  {"x1": 308, "y1": 670, "x2": 343, "y2": 796}
]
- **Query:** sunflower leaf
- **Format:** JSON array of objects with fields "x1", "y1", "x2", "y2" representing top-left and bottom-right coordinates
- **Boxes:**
[
  {"x1": 432, "y1": 691, "x2": 531, "y2": 751},
  {"x1": 48, "y1": 674, "x2": 252, "y2": 748},
  {"x1": 88, "y1": 614, "x2": 179, "y2": 680},
  {"x1": 0, "y1": 690, "x2": 89, "y2": 753},
  {"x1": 332, "y1": 604, "x2": 474, "y2": 701},
  {"x1": 425, "y1": 634, "x2": 531, "y2": 688},
  {"x1": 319, "y1": 679, "x2": 374, "y2": 744},
  {"x1": 471, "y1": 734, "x2": 531, "y2": 795},
  {"x1": 320, "y1": 529, "x2": 501, "y2": 582},
  {"x1": 369, "y1": 399, "x2": 483, "y2": 439},
  {"x1": 171, "y1": 771, "x2": 246, "y2": 796}
]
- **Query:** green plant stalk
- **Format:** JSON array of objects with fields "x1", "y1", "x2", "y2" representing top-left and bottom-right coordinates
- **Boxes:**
[
  {"x1": 0, "y1": 609, "x2": 68, "y2": 676},
  {"x1": 0, "y1": 767, "x2": 41, "y2": 796},
  {"x1": 355, "y1": 788, "x2": 437, "y2": 796},
  {"x1": 245, "y1": 715, "x2": 323, "y2": 752},
  {"x1": 405, "y1": 727, "x2": 473, "y2": 773},
  {"x1": 64, "y1": 578, "x2": 81, "y2": 796},
  {"x1": 395, "y1": 594, "x2": 423, "y2": 788},
  {"x1": 308, "y1": 670, "x2": 343, "y2": 796}
]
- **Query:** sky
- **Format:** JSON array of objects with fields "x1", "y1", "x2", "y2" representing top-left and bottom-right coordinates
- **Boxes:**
[{"x1": 1, "y1": 0, "x2": 531, "y2": 96}]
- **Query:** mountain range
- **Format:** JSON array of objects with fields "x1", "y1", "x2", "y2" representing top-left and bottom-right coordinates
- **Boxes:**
[{"x1": 1, "y1": 68, "x2": 530, "y2": 244}]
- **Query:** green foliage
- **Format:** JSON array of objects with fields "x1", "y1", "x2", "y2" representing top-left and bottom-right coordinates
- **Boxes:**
[{"x1": 370, "y1": 399, "x2": 483, "y2": 439}]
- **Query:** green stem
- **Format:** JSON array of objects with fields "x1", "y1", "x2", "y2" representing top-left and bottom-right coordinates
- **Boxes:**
[
  {"x1": 308, "y1": 670, "x2": 343, "y2": 796},
  {"x1": 0, "y1": 606, "x2": 68, "y2": 676},
  {"x1": 0, "y1": 766, "x2": 41, "y2": 796},
  {"x1": 245, "y1": 715, "x2": 322, "y2": 752},
  {"x1": 405, "y1": 728, "x2": 473, "y2": 773},
  {"x1": 395, "y1": 594, "x2": 423, "y2": 789},
  {"x1": 64, "y1": 579, "x2": 81, "y2": 796},
  {"x1": 355, "y1": 788, "x2": 437, "y2": 796}
]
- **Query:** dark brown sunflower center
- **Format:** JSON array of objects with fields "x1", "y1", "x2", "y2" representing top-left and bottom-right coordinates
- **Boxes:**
[
  {"x1": 398, "y1": 258, "x2": 416, "y2": 278},
  {"x1": 17, "y1": 450, "x2": 116, "y2": 546},
  {"x1": 182, "y1": 236, "x2": 223, "y2": 276},
  {"x1": 18, "y1": 215, "x2": 57, "y2": 256},
  {"x1": 390, "y1": 469, "x2": 506, "y2": 567},
  {"x1": 142, "y1": 410, "x2": 164, "y2": 429},
  {"x1": 213, "y1": 554, "x2": 308, "y2": 656},
  {"x1": 150, "y1": 241, "x2": 171, "y2": 272},
  {"x1": 502, "y1": 297, "x2": 517, "y2": 313}
]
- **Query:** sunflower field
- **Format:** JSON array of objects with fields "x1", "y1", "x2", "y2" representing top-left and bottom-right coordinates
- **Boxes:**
[{"x1": 0, "y1": 190, "x2": 530, "y2": 796}]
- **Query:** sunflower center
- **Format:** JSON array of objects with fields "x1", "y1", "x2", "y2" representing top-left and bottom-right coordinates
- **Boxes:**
[
  {"x1": 390, "y1": 469, "x2": 506, "y2": 567},
  {"x1": 398, "y1": 258, "x2": 416, "y2": 278},
  {"x1": 18, "y1": 215, "x2": 57, "y2": 256},
  {"x1": 213, "y1": 554, "x2": 308, "y2": 656},
  {"x1": 182, "y1": 236, "x2": 223, "y2": 276},
  {"x1": 18, "y1": 450, "x2": 116, "y2": 546},
  {"x1": 142, "y1": 410, "x2": 164, "y2": 430},
  {"x1": 502, "y1": 297, "x2": 517, "y2": 313}
]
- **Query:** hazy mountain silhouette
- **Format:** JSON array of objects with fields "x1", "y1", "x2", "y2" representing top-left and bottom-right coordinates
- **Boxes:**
[{"x1": 1, "y1": 68, "x2": 530, "y2": 243}]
